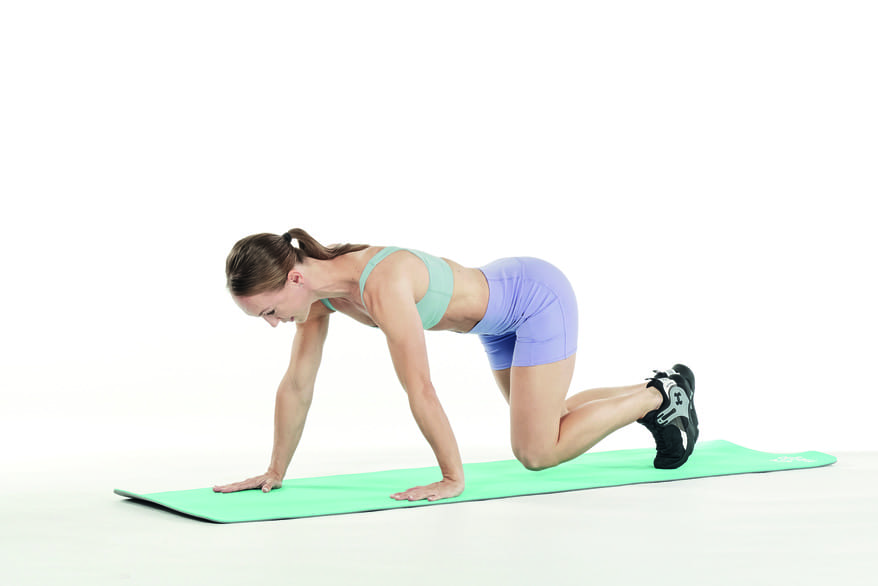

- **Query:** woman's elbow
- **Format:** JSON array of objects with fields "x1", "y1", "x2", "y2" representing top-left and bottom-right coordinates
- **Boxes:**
[{"x1": 405, "y1": 380, "x2": 436, "y2": 399}]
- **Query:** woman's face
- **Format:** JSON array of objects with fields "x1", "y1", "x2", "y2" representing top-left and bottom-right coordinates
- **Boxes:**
[{"x1": 233, "y1": 271, "x2": 312, "y2": 327}]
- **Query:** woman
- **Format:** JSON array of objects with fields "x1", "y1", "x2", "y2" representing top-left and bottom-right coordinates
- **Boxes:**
[{"x1": 214, "y1": 229, "x2": 699, "y2": 502}]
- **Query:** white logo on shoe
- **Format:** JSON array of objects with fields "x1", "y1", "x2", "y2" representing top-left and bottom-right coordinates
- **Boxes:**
[{"x1": 771, "y1": 456, "x2": 816, "y2": 463}]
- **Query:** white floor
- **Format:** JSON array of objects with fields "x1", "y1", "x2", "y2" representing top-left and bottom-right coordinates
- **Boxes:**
[{"x1": 2, "y1": 447, "x2": 876, "y2": 586}]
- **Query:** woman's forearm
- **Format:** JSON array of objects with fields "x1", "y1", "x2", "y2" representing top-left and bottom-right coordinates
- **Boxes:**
[
  {"x1": 267, "y1": 386, "x2": 312, "y2": 479},
  {"x1": 407, "y1": 386, "x2": 464, "y2": 482}
]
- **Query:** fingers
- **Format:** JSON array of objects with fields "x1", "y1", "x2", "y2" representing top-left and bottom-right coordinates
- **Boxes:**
[
  {"x1": 213, "y1": 481, "x2": 251, "y2": 493},
  {"x1": 390, "y1": 485, "x2": 439, "y2": 502},
  {"x1": 390, "y1": 480, "x2": 464, "y2": 502},
  {"x1": 212, "y1": 475, "x2": 280, "y2": 494},
  {"x1": 213, "y1": 481, "x2": 242, "y2": 493},
  {"x1": 392, "y1": 490, "x2": 437, "y2": 502},
  {"x1": 226, "y1": 480, "x2": 255, "y2": 492},
  {"x1": 390, "y1": 484, "x2": 423, "y2": 501}
]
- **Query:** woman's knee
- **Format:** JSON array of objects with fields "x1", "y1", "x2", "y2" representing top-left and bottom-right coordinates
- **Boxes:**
[{"x1": 512, "y1": 443, "x2": 559, "y2": 471}]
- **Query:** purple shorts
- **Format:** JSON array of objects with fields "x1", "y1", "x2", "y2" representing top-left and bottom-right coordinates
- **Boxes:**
[{"x1": 468, "y1": 257, "x2": 578, "y2": 370}]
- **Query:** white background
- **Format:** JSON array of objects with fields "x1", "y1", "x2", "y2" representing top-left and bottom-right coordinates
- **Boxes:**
[{"x1": 1, "y1": 1, "x2": 876, "y2": 488}]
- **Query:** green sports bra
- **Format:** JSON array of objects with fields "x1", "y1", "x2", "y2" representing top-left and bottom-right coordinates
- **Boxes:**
[{"x1": 320, "y1": 247, "x2": 454, "y2": 329}]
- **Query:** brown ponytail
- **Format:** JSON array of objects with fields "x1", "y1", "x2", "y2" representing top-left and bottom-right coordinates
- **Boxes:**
[
  {"x1": 226, "y1": 228, "x2": 368, "y2": 296},
  {"x1": 284, "y1": 228, "x2": 369, "y2": 262}
]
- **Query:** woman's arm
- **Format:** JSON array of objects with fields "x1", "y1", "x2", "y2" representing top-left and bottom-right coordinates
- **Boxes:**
[
  {"x1": 266, "y1": 310, "x2": 329, "y2": 479},
  {"x1": 368, "y1": 281, "x2": 465, "y2": 501},
  {"x1": 213, "y1": 304, "x2": 330, "y2": 493}
]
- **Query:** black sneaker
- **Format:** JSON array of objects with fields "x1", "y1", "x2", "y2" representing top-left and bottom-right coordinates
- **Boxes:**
[{"x1": 638, "y1": 364, "x2": 699, "y2": 469}]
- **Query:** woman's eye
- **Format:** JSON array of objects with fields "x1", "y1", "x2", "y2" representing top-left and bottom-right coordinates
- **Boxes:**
[{"x1": 266, "y1": 310, "x2": 275, "y2": 316}]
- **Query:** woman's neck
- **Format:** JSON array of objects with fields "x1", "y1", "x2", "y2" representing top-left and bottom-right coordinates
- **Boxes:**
[{"x1": 302, "y1": 251, "x2": 365, "y2": 303}]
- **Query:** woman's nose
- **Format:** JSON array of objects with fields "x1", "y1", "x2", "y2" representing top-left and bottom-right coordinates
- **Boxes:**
[{"x1": 263, "y1": 315, "x2": 279, "y2": 328}]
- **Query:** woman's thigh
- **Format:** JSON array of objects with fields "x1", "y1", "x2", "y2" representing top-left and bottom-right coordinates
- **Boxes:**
[
  {"x1": 508, "y1": 354, "x2": 576, "y2": 457},
  {"x1": 491, "y1": 367, "x2": 512, "y2": 404}
]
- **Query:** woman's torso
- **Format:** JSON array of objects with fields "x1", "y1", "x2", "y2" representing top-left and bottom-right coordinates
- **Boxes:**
[{"x1": 323, "y1": 246, "x2": 490, "y2": 333}]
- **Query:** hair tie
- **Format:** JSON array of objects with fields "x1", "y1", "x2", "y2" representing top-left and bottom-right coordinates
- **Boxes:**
[{"x1": 282, "y1": 232, "x2": 293, "y2": 244}]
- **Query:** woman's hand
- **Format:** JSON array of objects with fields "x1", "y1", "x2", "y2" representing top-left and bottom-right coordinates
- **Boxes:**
[
  {"x1": 390, "y1": 478, "x2": 464, "y2": 502},
  {"x1": 213, "y1": 472, "x2": 283, "y2": 494}
]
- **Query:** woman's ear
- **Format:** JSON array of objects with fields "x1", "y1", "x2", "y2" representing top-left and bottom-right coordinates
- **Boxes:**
[{"x1": 287, "y1": 270, "x2": 305, "y2": 286}]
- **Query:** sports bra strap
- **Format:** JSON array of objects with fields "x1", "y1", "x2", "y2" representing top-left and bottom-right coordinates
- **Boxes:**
[{"x1": 358, "y1": 247, "x2": 403, "y2": 306}]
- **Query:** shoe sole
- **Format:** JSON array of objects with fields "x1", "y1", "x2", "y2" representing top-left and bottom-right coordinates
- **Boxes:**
[
  {"x1": 671, "y1": 364, "x2": 695, "y2": 394},
  {"x1": 671, "y1": 363, "x2": 698, "y2": 429}
]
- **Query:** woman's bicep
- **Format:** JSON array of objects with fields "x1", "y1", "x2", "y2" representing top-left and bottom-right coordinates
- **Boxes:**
[{"x1": 372, "y1": 289, "x2": 432, "y2": 393}]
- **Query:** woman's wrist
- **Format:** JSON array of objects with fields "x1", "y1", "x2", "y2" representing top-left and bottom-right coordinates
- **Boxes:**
[{"x1": 442, "y1": 470, "x2": 465, "y2": 485}]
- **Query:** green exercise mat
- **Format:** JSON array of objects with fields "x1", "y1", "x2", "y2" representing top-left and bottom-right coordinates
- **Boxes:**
[{"x1": 115, "y1": 440, "x2": 835, "y2": 523}]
